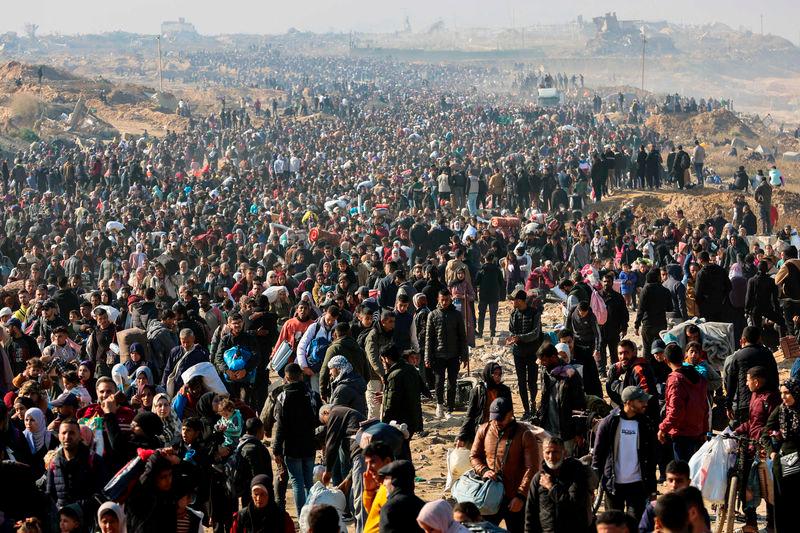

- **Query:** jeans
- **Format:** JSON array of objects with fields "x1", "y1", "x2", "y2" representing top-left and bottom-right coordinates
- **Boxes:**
[
  {"x1": 760, "y1": 206, "x2": 772, "y2": 235},
  {"x1": 451, "y1": 186, "x2": 465, "y2": 209},
  {"x1": 605, "y1": 481, "x2": 647, "y2": 520},
  {"x1": 512, "y1": 344, "x2": 539, "y2": 415},
  {"x1": 351, "y1": 454, "x2": 366, "y2": 533},
  {"x1": 671, "y1": 436, "x2": 701, "y2": 463},
  {"x1": 285, "y1": 456, "x2": 315, "y2": 515},
  {"x1": 694, "y1": 163, "x2": 704, "y2": 186},
  {"x1": 432, "y1": 357, "x2": 460, "y2": 410},
  {"x1": 598, "y1": 331, "x2": 620, "y2": 374},
  {"x1": 467, "y1": 192, "x2": 478, "y2": 215},
  {"x1": 477, "y1": 300, "x2": 499, "y2": 336}
]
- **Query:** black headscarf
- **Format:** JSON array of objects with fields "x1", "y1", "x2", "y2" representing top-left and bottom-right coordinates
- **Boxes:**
[
  {"x1": 242, "y1": 474, "x2": 282, "y2": 533},
  {"x1": 780, "y1": 378, "x2": 800, "y2": 439},
  {"x1": 196, "y1": 392, "x2": 219, "y2": 423},
  {"x1": 481, "y1": 362, "x2": 503, "y2": 390}
]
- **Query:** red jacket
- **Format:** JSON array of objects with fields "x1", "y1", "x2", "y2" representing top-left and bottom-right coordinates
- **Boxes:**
[
  {"x1": 659, "y1": 365, "x2": 708, "y2": 438},
  {"x1": 734, "y1": 389, "x2": 780, "y2": 442}
]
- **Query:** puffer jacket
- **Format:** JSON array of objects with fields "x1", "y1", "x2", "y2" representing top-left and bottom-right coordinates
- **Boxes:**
[
  {"x1": 319, "y1": 335, "x2": 370, "y2": 398},
  {"x1": 659, "y1": 365, "x2": 708, "y2": 438},
  {"x1": 424, "y1": 303, "x2": 467, "y2": 364},
  {"x1": 591, "y1": 408, "x2": 657, "y2": 495},
  {"x1": 330, "y1": 370, "x2": 368, "y2": 416},
  {"x1": 470, "y1": 420, "x2": 541, "y2": 501},
  {"x1": 458, "y1": 362, "x2": 513, "y2": 444},
  {"x1": 46, "y1": 443, "x2": 106, "y2": 510},
  {"x1": 525, "y1": 458, "x2": 593, "y2": 533},
  {"x1": 508, "y1": 300, "x2": 544, "y2": 346}
]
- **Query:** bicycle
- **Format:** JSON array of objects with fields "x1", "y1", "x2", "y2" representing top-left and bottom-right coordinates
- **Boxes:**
[
  {"x1": 572, "y1": 409, "x2": 606, "y2": 513},
  {"x1": 709, "y1": 432, "x2": 764, "y2": 533}
]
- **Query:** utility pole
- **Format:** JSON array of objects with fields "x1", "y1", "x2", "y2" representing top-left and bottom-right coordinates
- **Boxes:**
[
  {"x1": 640, "y1": 28, "x2": 646, "y2": 92},
  {"x1": 156, "y1": 35, "x2": 163, "y2": 92}
]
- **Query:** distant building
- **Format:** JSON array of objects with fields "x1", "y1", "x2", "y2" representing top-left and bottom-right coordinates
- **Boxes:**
[{"x1": 161, "y1": 18, "x2": 197, "y2": 38}]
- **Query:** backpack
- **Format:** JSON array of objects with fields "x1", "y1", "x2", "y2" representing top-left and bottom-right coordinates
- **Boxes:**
[
  {"x1": 590, "y1": 289, "x2": 608, "y2": 325},
  {"x1": 306, "y1": 323, "x2": 331, "y2": 373},
  {"x1": 223, "y1": 439, "x2": 250, "y2": 499}
]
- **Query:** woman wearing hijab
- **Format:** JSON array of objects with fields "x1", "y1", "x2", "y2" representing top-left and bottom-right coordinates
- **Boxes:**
[
  {"x1": 456, "y1": 362, "x2": 513, "y2": 447},
  {"x1": 765, "y1": 378, "x2": 800, "y2": 531},
  {"x1": 196, "y1": 391, "x2": 222, "y2": 443},
  {"x1": 153, "y1": 392, "x2": 182, "y2": 446},
  {"x1": 448, "y1": 266, "x2": 476, "y2": 347},
  {"x1": 23, "y1": 407, "x2": 56, "y2": 477},
  {"x1": 78, "y1": 360, "x2": 97, "y2": 402},
  {"x1": 230, "y1": 474, "x2": 295, "y2": 533},
  {"x1": 98, "y1": 501, "x2": 127, "y2": 533},
  {"x1": 417, "y1": 500, "x2": 470, "y2": 533}
]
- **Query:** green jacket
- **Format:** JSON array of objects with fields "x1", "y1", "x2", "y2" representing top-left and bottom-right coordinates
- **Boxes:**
[{"x1": 319, "y1": 336, "x2": 370, "y2": 399}]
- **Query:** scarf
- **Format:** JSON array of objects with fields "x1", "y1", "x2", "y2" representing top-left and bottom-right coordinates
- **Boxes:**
[
  {"x1": 23, "y1": 407, "x2": 50, "y2": 453},
  {"x1": 417, "y1": 500, "x2": 470, "y2": 533},
  {"x1": 153, "y1": 393, "x2": 182, "y2": 445},
  {"x1": 780, "y1": 378, "x2": 800, "y2": 439}
]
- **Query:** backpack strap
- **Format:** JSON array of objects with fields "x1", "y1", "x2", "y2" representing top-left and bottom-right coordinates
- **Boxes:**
[{"x1": 494, "y1": 423, "x2": 517, "y2": 474}]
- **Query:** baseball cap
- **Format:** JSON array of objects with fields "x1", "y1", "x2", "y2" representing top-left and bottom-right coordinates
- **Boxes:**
[
  {"x1": 621, "y1": 386, "x2": 653, "y2": 403},
  {"x1": 0, "y1": 307, "x2": 12, "y2": 318},
  {"x1": 378, "y1": 460, "x2": 416, "y2": 486},
  {"x1": 6, "y1": 317, "x2": 22, "y2": 329},
  {"x1": 651, "y1": 339, "x2": 666, "y2": 354},
  {"x1": 489, "y1": 397, "x2": 513, "y2": 421},
  {"x1": 51, "y1": 394, "x2": 80, "y2": 408}
]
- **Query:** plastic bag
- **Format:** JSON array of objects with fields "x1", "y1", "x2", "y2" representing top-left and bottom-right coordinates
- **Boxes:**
[
  {"x1": 689, "y1": 431, "x2": 736, "y2": 503},
  {"x1": 299, "y1": 481, "x2": 346, "y2": 533},
  {"x1": 445, "y1": 448, "x2": 472, "y2": 490}
]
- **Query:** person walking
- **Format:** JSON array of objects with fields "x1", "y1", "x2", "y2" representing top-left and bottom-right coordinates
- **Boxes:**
[
  {"x1": 755, "y1": 174, "x2": 774, "y2": 235},
  {"x1": 658, "y1": 344, "x2": 709, "y2": 462},
  {"x1": 536, "y1": 343, "x2": 586, "y2": 454},
  {"x1": 725, "y1": 326, "x2": 779, "y2": 427},
  {"x1": 592, "y1": 386, "x2": 657, "y2": 520},
  {"x1": 470, "y1": 397, "x2": 540, "y2": 533},
  {"x1": 506, "y1": 290, "x2": 543, "y2": 420},
  {"x1": 457, "y1": 362, "x2": 513, "y2": 448},
  {"x1": 525, "y1": 436, "x2": 593, "y2": 533},
  {"x1": 599, "y1": 273, "x2": 629, "y2": 378},
  {"x1": 272, "y1": 363, "x2": 321, "y2": 516},
  {"x1": 425, "y1": 289, "x2": 468, "y2": 419},
  {"x1": 764, "y1": 377, "x2": 800, "y2": 532},
  {"x1": 634, "y1": 269, "x2": 672, "y2": 365},
  {"x1": 475, "y1": 253, "x2": 504, "y2": 340}
]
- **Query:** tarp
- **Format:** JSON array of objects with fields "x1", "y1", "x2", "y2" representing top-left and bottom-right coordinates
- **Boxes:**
[{"x1": 660, "y1": 318, "x2": 736, "y2": 371}]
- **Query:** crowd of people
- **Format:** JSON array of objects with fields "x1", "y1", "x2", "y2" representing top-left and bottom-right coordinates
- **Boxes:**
[{"x1": 0, "y1": 46, "x2": 798, "y2": 533}]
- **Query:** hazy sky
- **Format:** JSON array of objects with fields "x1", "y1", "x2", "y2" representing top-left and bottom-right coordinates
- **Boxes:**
[{"x1": 6, "y1": 1, "x2": 799, "y2": 44}]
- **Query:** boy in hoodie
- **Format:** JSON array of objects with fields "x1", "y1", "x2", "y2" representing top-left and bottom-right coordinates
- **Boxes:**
[
  {"x1": 657, "y1": 344, "x2": 708, "y2": 462},
  {"x1": 733, "y1": 365, "x2": 780, "y2": 530}
]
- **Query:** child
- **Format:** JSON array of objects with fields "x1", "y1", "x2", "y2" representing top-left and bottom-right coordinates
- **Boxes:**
[
  {"x1": 734, "y1": 366, "x2": 780, "y2": 530},
  {"x1": 214, "y1": 398, "x2": 243, "y2": 447},
  {"x1": 67, "y1": 310, "x2": 83, "y2": 339},
  {"x1": 58, "y1": 504, "x2": 84, "y2": 533},
  {"x1": 684, "y1": 341, "x2": 721, "y2": 392},
  {"x1": 55, "y1": 370, "x2": 92, "y2": 408},
  {"x1": 618, "y1": 263, "x2": 637, "y2": 308}
]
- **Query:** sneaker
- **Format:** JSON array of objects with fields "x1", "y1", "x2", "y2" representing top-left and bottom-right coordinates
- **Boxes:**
[
  {"x1": 436, "y1": 404, "x2": 445, "y2": 419},
  {"x1": 444, "y1": 409, "x2": 452, "y2": 420}
]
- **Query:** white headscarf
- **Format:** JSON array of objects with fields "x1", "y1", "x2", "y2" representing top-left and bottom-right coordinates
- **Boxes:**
[
  {"x1": 23, "y1": 407, "x2": 51, "y2": 453},
  {"x1": 97, "y1": 502, "x2": 127, "y2": 533}
]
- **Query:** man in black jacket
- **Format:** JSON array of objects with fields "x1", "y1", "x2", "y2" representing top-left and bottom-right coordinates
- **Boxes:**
[
  {"x1": 130, "y1": 288, "x2": 159, "y2": 330},
  {"x1": 273, "y1": 363, "x2": 321, "y2": 516},
  {"x1": 724, "y1": 326, "x2": 779, "y2": 426},
  {"x1": 507, "y1": 290, "x2": 544, "y2": 420},
  {"x1": 378, "y1": 460, "x2": 425, "y2": 533},
  {"x1": 525, "y1": 436, "x2": 593, "y2": 533},
  {"x1": 537, "y1": 344, "x2": 586, "y2": 451},
  {"x1": 476, "y1": 253, "x2": 504, "y2": 339},
  {"x1": 694, "y1": 251, "x2": 731, "y2": 322},
  {"x1": 592, "y1": 386, "x2": 657, "y2": 520},
  {"x1": 425, "y1": 288, "x2": 468, "y2": 419},
  {"x1": 746, "y1": 260, "x2": 786, "y2": 335},
  {"x1": 599, "y1": 274, "x2": 629, "y2": 377},
  {"x1": 635, "y1": 269, "x2": 673, "y2": 362},
  {"x1": 663, "y1": 264, "x2": 688, "y2": 322},
  {"x1": 52, "y1": 276, "x2": 81, "y2": 318}
]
